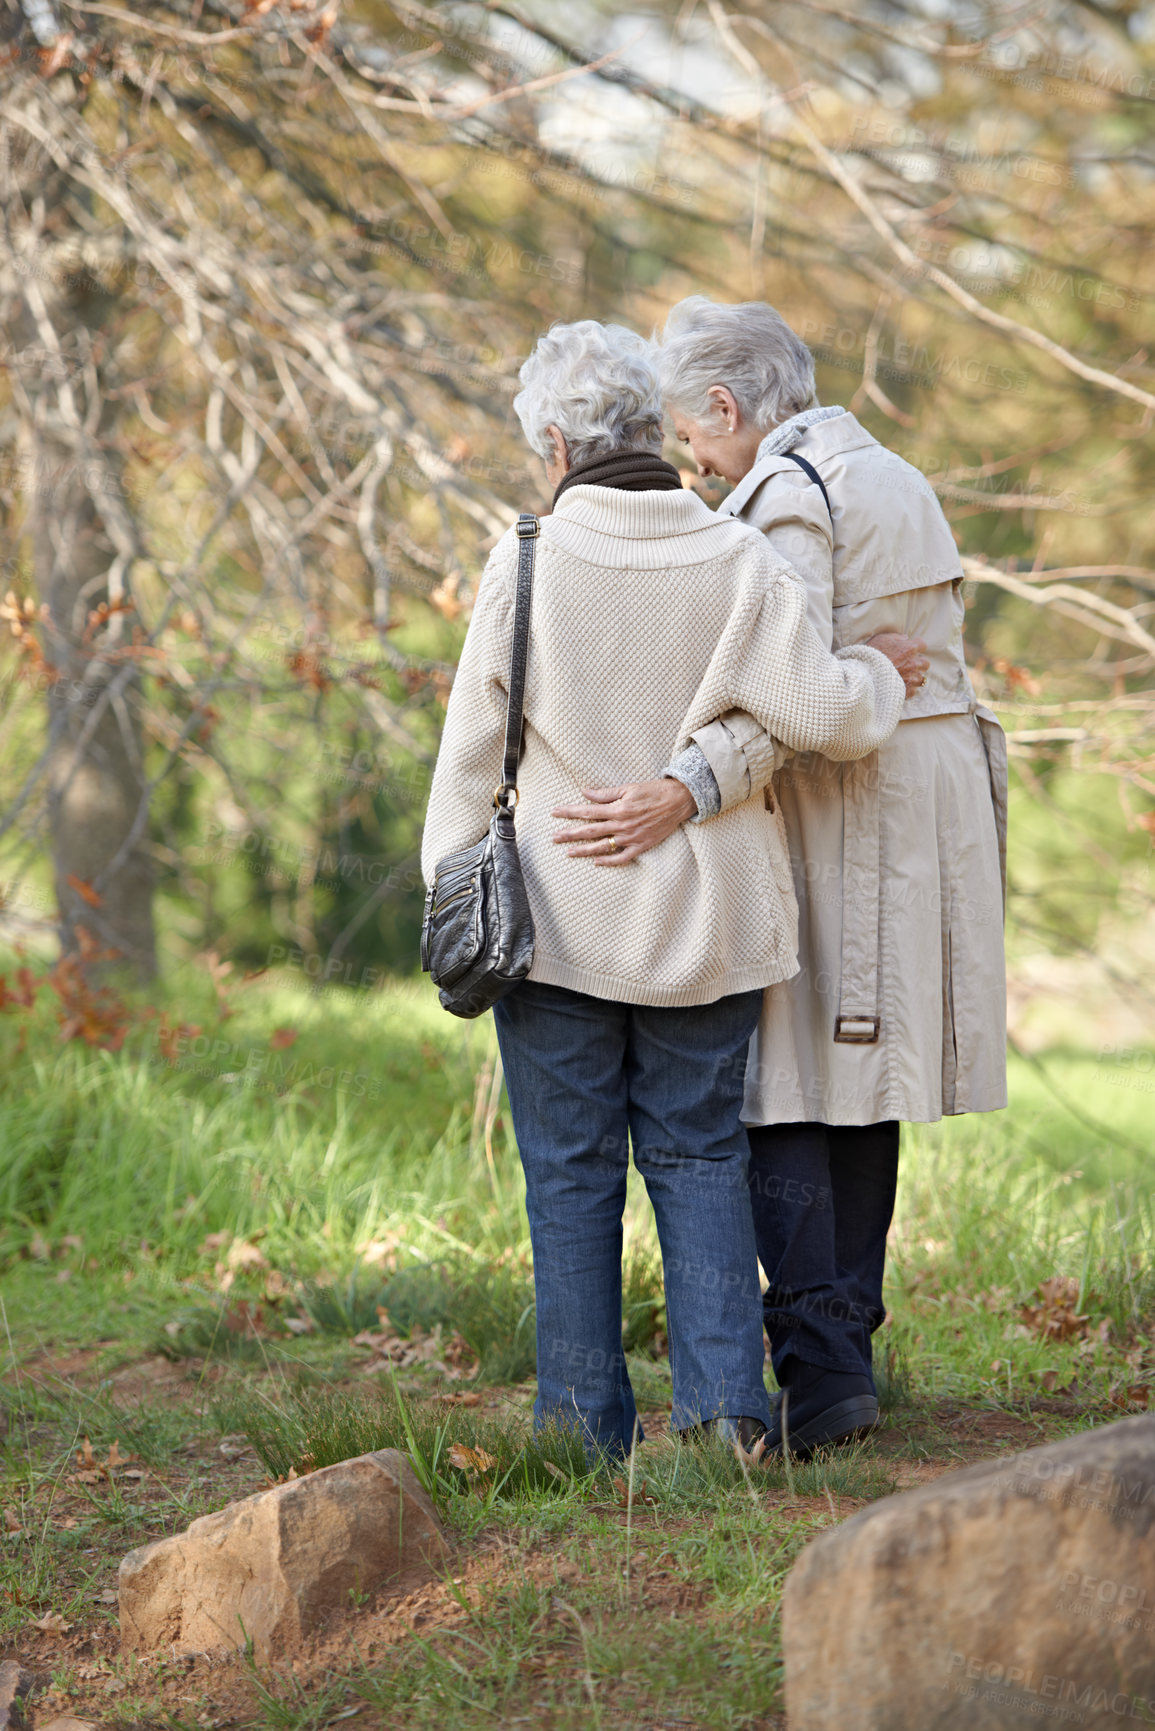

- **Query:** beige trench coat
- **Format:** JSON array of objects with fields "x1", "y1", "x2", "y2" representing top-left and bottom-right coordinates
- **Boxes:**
[{"x1": 691, "y1": 412, "x2": 1008, "y2": 1126}]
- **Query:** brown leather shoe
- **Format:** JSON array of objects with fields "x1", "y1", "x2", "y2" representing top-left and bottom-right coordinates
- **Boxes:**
[{"x1": 676, "y1": 1414, "x2": 768, "y2": 1451}]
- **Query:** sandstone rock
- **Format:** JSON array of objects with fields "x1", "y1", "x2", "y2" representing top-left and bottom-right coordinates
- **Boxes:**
[
  {"x1": 37, "y1": 1719, "x2": 96, "y2": 1731},
  {"x1": 783, "y1": 1413, "x2": 1155, "y2": 1729},
  {"x1": 119, "y1": 1448, "x2": 448, "y2": 1659},
  {"x1": 0, "y1": 1664, "x2": 39, "y2": 1731}
]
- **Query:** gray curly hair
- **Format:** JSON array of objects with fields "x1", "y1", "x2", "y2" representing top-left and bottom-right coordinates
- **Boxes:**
[
  {"x1": 513, "y1": 320, "x2": 664, "y2": 465},
  {"x1": 656, "y1": 296, "x2": 818, "y2": 432}
]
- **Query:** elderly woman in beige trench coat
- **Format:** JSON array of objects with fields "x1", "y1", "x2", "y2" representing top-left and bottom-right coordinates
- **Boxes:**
[{"x1": 551, "y1": 296, "x2": 1007, "y2": 1458}]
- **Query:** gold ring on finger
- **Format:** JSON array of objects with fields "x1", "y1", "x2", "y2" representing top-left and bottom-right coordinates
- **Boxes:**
[{"x1": 607, "y1": 836, "x2": 619, "y2": 854}]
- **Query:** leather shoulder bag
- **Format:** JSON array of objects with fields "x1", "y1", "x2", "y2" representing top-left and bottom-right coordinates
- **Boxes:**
[{"x1": 420, "y1": 513, "x2": 538, "y2": 1017}]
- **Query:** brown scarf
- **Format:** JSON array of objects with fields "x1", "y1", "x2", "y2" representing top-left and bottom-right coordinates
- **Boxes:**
[{"x1": 551, "y1": 448, "x2": 683, "y2": 509}]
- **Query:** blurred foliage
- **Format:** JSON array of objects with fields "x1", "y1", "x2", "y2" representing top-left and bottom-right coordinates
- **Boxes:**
[{"x1": 0, "y1": 0, "x2": 1151, "y2": 1012}]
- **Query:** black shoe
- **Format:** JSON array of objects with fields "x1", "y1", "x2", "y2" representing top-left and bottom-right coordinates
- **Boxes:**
[{"x1": 763, "y1": 1362, "x2": 879, "y2": 1459}]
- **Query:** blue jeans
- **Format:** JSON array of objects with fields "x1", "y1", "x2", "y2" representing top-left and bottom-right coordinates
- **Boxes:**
[
  {"x1": 746, "y1": 1121, "x2": 900, "y2": 1385},
  {"x1": 493, "y1": 979, "x2": 770, "y2": 1459}
]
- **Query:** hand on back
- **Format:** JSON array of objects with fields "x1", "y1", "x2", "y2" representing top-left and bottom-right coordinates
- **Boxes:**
[{"x1": 865, "y1": 632, "x2": 930, "y2": 699}]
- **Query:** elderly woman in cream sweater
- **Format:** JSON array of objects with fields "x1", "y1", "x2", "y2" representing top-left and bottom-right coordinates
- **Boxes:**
[
  {"x1": 556, "y1": 298, "x2": 1007, "y2": 1460},
  {"x1": 421, "y1": 320, "x2": 927, "y2": 1463}
]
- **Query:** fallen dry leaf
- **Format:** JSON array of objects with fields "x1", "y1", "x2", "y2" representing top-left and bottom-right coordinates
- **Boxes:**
[
  {"x1": 1026, "y1": 1370, "x2": 1080, "y2": 1398},
  {"x1": 355, "y1": 1316, "x2": 478, "y2": 1380},
  {"x1": 357, "y1": 1234, "x2": 400, "y2": 1270},
  {"x1": 269, "y1": 1027, "x2": 298, "y2": 1049},
  {"x1": 74, "y1": 1437, "x2": 132, "y2": 1478},
  {"x1": 1108, "y1": 1380, "x2": 1151, "y2": 1411},
  {"x1": 612, "y1": 1474, "x2": 660, "y2": 1506},
  {"x1": 226, "y1": 1239, "x2": 269, "y2": 1273},
  {"x1": 32, "y1": 1611, "x2": 72, "y2": 1633},
  {"x1": 3, "y1": 1506, "x2": 22, "y2": 1533},
  {"x1": 76, "y1": 1659, "x2": 112, "y2": 1678},
  {"x1": 211, "y1": 1298, "x2": 270, "y2": 1334},
  {"x1": 1017, "y1": 1275, "x2": 1109, "y2": 1345},
  {"x1": 448, "y1": 1444, "x2": 496, "y2": 1474}
]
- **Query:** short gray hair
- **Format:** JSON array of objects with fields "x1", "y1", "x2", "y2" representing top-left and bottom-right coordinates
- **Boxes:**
[
  {"x1": 656, "y1": 296, "x2": 818, "y2": 432},
  {"x1": 513, "y1": 320, "x2": 664, "y2": 465}
]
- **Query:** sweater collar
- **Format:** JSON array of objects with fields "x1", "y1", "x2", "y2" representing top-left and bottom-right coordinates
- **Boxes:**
[
  {"x1": 551, "y1": 448, "x2": 683, "y2": 508},
  {"x1": 549, "y1": 482, "x2": 715, "y2": 539}
]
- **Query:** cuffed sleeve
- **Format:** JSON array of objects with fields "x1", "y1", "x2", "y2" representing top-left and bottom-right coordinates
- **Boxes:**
[
  {"x1": 689, "y1": 711, "x2": 792, "y2": 815},
  {"x1": 661, "y1": 744, "x2": 722, "y2": 822}
]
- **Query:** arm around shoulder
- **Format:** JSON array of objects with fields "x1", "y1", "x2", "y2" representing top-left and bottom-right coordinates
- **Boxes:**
[
  {"x1": 710, "y1": 551, "x2": 905, "y2": 765},
  {"x1": 677, "y1": 490, "x2": 836, "y2": 817}
]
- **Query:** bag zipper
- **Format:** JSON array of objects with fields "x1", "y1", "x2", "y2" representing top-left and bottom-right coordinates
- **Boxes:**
[
  {"x1": 420, "y1": 882, "x2": 435, "y2": 971},
  {"x1": 432, "y1": 878, "x2": 476, "y2": 917}
]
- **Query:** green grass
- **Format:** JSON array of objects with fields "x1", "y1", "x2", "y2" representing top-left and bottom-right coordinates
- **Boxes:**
[
  {"x1": 1, "y1": 977, "x2": 1149, "y2": 1403},
  {"x1": 211, "y1": 1378, "x2": 594, "y2": 1504},
  {"x1": 0, "y1": 963, "x2": 1151, "y2": 1728}
]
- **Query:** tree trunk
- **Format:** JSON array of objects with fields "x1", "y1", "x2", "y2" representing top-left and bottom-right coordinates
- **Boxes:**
[
  {"x1": 30, "y1": 427, "x2": 157, "y2": 980},
  {"x1": 0, "y1": 7, "x2": 158, "y2": 981}
]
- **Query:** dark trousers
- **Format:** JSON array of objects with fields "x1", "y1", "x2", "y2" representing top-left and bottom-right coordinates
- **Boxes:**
[{"x1": 746, "y1": 1120, "x2": 900, "y2": 1386}]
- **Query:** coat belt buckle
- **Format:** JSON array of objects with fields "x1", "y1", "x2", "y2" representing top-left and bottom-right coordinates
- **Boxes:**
[{"x1": 834, "y1": 1015, "x2": 880, "y2": 1044}]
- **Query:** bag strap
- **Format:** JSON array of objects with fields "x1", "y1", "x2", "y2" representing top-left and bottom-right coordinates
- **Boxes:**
[
  {"x1": 782, "y1": 451, "x2": 832, "y2": 519},
  {"x1": 495, "y1": 512, "x2": 538, "y2": 809}
]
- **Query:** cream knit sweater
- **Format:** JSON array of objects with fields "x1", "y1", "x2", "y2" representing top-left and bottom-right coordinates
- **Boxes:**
[{"x1": 421, "y1": 485, "x2": 905, "y2": 1007}]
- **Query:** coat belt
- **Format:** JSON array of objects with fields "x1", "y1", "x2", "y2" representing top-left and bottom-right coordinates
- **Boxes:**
[{"x1": 834, "y1": 751, "x2": 882, "y2": 1044}]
